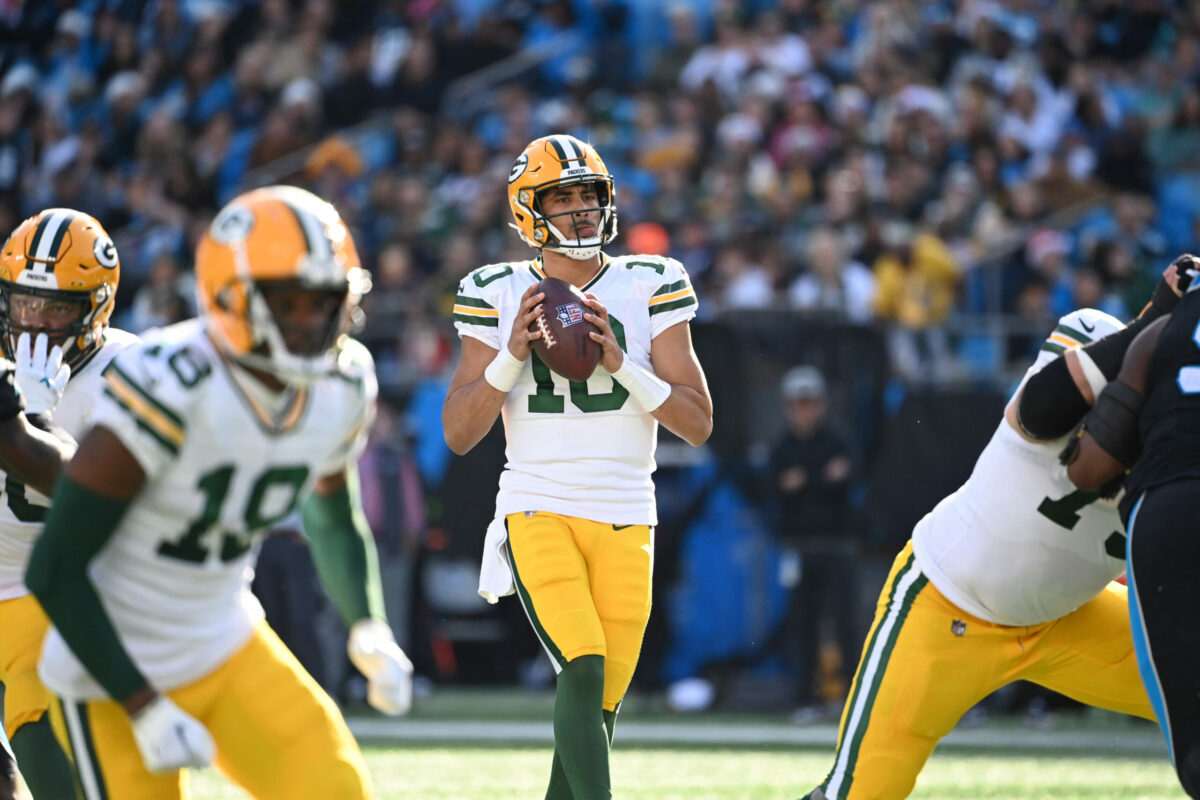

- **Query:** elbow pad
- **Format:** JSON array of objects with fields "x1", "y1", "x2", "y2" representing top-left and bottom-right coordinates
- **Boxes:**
[
  {"x1": 1018, "y1": 357, "x2": 1090, "y2": 440},
  {"x1": 1079, "y1": 380, "x2": 1145, "y2": 466}
]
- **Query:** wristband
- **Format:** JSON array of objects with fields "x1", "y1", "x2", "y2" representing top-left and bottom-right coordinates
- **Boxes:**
[
  {"x1": 611, "y1": 358, "x2": 671, "y2": 412},
  {"x1": 483, "y1": 346, "x2": 525, "y2": 393}
]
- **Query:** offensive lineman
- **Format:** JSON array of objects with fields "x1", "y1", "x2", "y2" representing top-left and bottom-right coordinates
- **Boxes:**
[
  {"x1": 0, "y1": 209, "x2": 138, "y2": 798},
  {"x1": 25, "y1": 186, "x2": 413, "y2": 799},
  {"x1": 803, "y1": 258, "x2": 1193, "y2": 800},
  {"x1": 442, "y1": 134, "x2": 712, "y2": 800}
]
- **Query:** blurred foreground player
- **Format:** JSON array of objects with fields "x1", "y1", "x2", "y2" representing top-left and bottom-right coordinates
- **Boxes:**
[{"x1": 27, "y1": 186, "x2": 412, "y2": 799}]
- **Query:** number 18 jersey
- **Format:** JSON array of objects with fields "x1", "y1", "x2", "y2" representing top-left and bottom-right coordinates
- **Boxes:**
[
  {"x1": 453, "y1": 254, "x2": 697, "y2": 526},
  {"x1": 0, "y1": 329, "x2": 139, "y2": 601},
  {"x1": 39, "y1": 320, "x2": 375, "y2": 699}
]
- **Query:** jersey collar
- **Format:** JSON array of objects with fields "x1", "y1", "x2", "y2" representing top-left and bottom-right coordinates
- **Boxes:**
[{"x1": 530, "y1": 254, "x2": 611, "y2": 292}]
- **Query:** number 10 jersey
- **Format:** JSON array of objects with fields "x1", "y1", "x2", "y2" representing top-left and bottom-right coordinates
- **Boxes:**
[{"x1": 453, "y1": 254, "x2": 698, "y2": 526}]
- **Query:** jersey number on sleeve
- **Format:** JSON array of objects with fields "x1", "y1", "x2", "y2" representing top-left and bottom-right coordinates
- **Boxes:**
[
  {"x1": 1037, "y1": 488, "x2": 1127, "y2": 559},
  {"x1": 157, "y1": 464, "x2": 310, "y2": 563},
  {"x1": 528, "y1": 315, "x2": 630, "y2": 413}
]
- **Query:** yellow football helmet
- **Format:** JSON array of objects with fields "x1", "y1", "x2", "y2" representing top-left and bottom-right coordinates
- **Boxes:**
[
  {"x1": 0, "y1": 208, "x2": 120, "y2": 369},
  {"x1": 195, "y1": 185, "x2": 369, "y2": 383},
  {"x1": 507, "y1": 134, "x2": 618, "y2": 260}
]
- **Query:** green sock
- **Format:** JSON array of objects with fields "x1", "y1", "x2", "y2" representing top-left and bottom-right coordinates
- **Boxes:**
[
  {"x1": 603, "y1": 708, "x2": 617, "y2": 749},
  {"x1": 549, "y1": 655, "x2": 610, "y2": 800},
  {"x1": 546, "y1": 750, "x2": 573, "y2": 800},
  {"x1": 11, "y1": 715, "x2": 77, "y2": 800}
]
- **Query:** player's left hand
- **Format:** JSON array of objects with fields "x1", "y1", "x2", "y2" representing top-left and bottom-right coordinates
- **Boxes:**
[
  {"x1": 1167, "y1": 253, "x2": 1200, "y2": 295},
  {"x1": 582, "y1": 294, "x2": 624, "y2": 373},
  {"x1": 15, "y1": 332, "x2": 69, "y2": 416},
  {"x1": 347, "y1": 618, "x2": 414, "y2": 716}
]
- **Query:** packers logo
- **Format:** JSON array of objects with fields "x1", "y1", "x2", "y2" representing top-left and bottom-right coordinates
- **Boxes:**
[
  {"x1": 509, "y1": 153, "x2": 529, "y2": 184},
  {"x1": 93, "y1": 235, "x2": 118, "y2": 269}
]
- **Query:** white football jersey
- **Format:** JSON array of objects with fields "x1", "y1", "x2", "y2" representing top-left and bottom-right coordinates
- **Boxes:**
[
  {"x1": 39, "y1": 320, "x2": 375, "y2": 699},
  {"x1": 913, "y1": 326, "x2": 1127, "y2": 626},
  {"x1": 453, "y1": 254, "x2": 698, "y2": 525},
  {"x1": 0, "y1": 329, "x2": 139, "y2": 601}
]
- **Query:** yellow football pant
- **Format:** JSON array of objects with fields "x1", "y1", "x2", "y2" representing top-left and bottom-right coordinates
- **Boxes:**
[
  {"x1": 49, "y1": 620, "x2": 372, "y2": 800},
  {"x1": 505, "y1": 511, "x2": 653, "y2": 711},
  {"x1": 0, "y1": 593, "x2": 53, "y2": 735},
  {"x1": 815, "y1": 541, "x2": 1152, "y2": 800}
]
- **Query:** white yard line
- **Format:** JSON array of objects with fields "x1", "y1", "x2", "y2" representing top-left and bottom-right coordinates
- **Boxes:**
[{"x1": 347, "y1": 718, "x2": 1166, "y2": 755}]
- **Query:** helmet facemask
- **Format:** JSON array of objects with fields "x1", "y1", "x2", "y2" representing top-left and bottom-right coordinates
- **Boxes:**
[
  {"x1": 213, "y1": 265, "x2": 369, "y2": 386},
  {"x1": 0, "y1": 281, "x2": 110, "y2": 369},
  {"x1": 528, "y1": 179, "x2": 618, "y2": 261}
]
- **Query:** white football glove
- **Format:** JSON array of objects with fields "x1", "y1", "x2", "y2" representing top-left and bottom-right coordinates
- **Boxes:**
[
  {"x1": 130, "y1": 695, "x2": 215, "y2": 773},
  {"x1": 347, "y1": 618, "x2": 414, "y2": 716},
  {"x1": 14, "y1": 332, "x2": 69, "y2": 416}
]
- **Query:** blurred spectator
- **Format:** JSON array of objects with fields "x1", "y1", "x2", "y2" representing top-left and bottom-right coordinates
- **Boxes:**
[
  {"x1": 768, "y1": 366, "x2": 860, "y2": 719},
  {"x1": 124, "y1": 252, "x2": 195, "y2": 334},
  {"x1": 872, "y1": 220, "x2": 960, "y2": 382},
  {"x1": 787, "y1": 226, "x2": 876, "y2": 324}
]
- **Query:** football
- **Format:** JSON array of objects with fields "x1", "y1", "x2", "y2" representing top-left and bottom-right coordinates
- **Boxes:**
[{"x1": 528, "y1": 277, "x2": 601, "y2": 382}]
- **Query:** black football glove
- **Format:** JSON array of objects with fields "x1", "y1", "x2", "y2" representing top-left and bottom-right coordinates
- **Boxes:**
[
  {"x1": 1147, "y1": 253, "x2": 1200, "y2": 317},
  {"x1": 0, "y1": 365, "x2": 24, "y2": 424}
]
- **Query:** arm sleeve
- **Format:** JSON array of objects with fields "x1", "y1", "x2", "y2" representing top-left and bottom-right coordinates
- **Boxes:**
[
  {"x1": 25, "y1": 476, "x2": 147, "y2": 702},
  {"x1": 452, "y1": 268, "x2": 505, "y2": 348},
  {"x1": 1018, "y1": 277, "x2": 1180, "y2": 440},
  {"x1": 320, "y1": 339, "x2": 377, "y2": 476},
  {"x1": 303, "y1": 466, "x2": 386, "y2": 626},
  {"x1": 647, "y1": 257, "x2": 699, "y2": 338},
  {"x1": 96, "y1": 345, "x2": 191, "y2": 475}
]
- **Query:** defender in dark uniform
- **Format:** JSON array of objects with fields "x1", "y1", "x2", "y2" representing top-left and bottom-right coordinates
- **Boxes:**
[{"x1": 1067, "y1": 263, "x2": 1200, "y2": 799}]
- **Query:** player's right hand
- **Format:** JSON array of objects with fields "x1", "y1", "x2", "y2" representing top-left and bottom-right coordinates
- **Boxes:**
[
  {"x1": 130, "y1": 694, "x2": 215, "y2": 773},
  {"x1": 507, "y1": 283, "x2": 545, "y2": 361},
  {"x1": 14, "y1": 332, "x2": 69, "y2": 416}
]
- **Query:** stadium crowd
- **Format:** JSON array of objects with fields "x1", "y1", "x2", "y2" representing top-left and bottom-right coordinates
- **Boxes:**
[
  {"x1": 3, "y1": 0, "x2": 1200, "y2": 704},
  {"x1": 3, "y1": 0, "x2": 1200, "y2": 389}
]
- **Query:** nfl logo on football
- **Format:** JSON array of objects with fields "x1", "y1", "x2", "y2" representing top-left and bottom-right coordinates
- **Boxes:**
[{"x1": 556, "y1": 302, "x2": 584, "y2": 327}]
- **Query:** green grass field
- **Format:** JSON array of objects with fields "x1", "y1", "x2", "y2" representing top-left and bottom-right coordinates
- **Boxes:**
[
  {"x1": 184, "y1": 744, "x2": 1187, "y2": 799},
  {"x1": 16, "y1": 689, "x2": 1184, "y2": 799}
]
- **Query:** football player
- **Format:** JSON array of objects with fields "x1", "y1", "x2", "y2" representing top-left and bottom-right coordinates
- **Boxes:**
[
  {"x1": 0, "y1": 209, "x2": 137, "y2": 799},
  {"x1": 1065, "y1": 260, "x2": 1200, "y2": 799},
  {"x1": 25, "y1": 186, "x2": 413, "y2": 799},
  {"x1": 443, "y1": 134, "x2": 712, "y2": 799},
  {"x1": 803, "y1": 257, "x2": 1194, "y2": 800}
]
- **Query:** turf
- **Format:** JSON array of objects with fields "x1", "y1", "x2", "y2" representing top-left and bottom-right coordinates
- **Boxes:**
[{"x1": 184, "y1": 745, "x2": 1187, "y2": 799}]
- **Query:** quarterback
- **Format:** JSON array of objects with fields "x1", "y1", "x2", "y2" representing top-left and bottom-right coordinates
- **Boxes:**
[
  {"x1": 25, "y1": 186, "x2": 412, "y2": 799},
  {"x1": 0, "y1": 209, "x2": 137, "y2": 799},
  {"x1": 443, "y1": 134, "x2": 712, "y2": 800},
  {"x1": 803, "y1": 259, "x2": 1192, "y2": 800}
]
